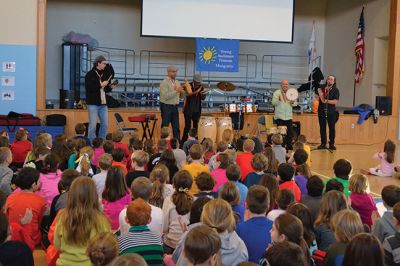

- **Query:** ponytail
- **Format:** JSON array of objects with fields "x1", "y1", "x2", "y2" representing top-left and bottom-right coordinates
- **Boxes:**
[
  {"x1": 297, "y1": 164, "x2": 312, "y2": 178},
  {"x1": 299, "y1": 238, "x2": 312, "y2": 266},
  {"x1": 172, "y1": 187, "x2": 193, "y2": 215},
  {"x1": 149, "y1": 179, "x2": 165, "y2": 208}
]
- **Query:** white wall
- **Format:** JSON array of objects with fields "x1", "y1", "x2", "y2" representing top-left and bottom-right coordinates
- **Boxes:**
[
  {"x1": 46, "y1": 0, "x2": 327, "y2": 100},
  {"x1": 323, "y1": 0, "x2": 389, "y2": 108}
]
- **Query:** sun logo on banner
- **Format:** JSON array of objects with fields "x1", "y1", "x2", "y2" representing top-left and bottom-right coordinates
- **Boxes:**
[{"x1": 198, "y1": 46, "x2": 217, "y2": 64}]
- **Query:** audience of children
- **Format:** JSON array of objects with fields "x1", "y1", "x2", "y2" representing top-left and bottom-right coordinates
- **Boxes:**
[{"x1": 1, "y1": 122, "x2": 400, "y2": 266}]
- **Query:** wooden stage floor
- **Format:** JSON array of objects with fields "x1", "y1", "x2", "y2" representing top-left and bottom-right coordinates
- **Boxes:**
[{"x1": 310, "y1": 144, "x2": 400, "y2": 197}]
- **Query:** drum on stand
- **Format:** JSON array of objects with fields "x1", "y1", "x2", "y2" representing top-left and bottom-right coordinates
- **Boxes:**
[
  {"x1": 216, "y1": 117, "x2": 232, "y2": 142},
  {"x1": 286, "y1": 88, "x2": 299, "y2": 102},
  {"x1": 198, "y1": 116, "x2": 217, "y2": 142}
]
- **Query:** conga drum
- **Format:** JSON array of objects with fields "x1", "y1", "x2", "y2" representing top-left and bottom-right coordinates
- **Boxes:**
[
  {"x1": 216, "y1": 117, "x2": 232, "y2": 142},
  {"x1": 198, "y1": 116, "x2": 217, "y2": 142}
]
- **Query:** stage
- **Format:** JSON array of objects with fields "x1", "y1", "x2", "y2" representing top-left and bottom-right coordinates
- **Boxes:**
[{"x1": 36, "y1": 108, "x2": 398, "y2": 145}]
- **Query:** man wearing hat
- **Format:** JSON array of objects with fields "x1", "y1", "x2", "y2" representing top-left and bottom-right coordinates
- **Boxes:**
[
  {"x1": 85, "y1": 55, "x2": 116, "y2": 140},
  {"x1": 160, "y1": 66, "x2": 186, "y2": 141},
  {"x1": 181, "y1": 74, "x2": 207, "y2": 142}
]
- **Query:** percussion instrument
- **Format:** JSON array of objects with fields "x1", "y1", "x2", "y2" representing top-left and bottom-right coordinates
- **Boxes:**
[
  {"x1": 277, "y1": 126, "x2": 288, "y2": 135},
  {"x1": 183, "y1": 79, "x2": 192, "y2": 94},
  {"x1": 225, "y1": 103, "x2": 257, "y2": 113},
  {"x1": 198, "y1": 116, "x2": 217, "y2": 142},
  {"x1": 286, "y1": 88, "x2": 299, "y2": 101},
  {"x1": 216, "y1": 81, "x2": 236, "y2": 92},
  {"x1": 216, "y1": 117, "x2": 232, "y2": 142}
]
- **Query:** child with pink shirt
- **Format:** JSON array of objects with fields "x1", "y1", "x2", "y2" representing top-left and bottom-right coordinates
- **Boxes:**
[
  {"x1": 92, "y1": 137, "x2": 104, "y2": 168},
  {"x1": 101, "y1": 165, "x2": 131, "y2": 229},
  {"x1": 211, "y1": 153, "x2": 229, "y2": 192},
  {"x1": 369, "y1": 139, "x2": 395, "y2": 177},
  {"x1": 349, "y1": 174, "x2": 377, "y2": 229},
  {"x1": 38, "y1": 153, "x2": 62, "y2": 208}
]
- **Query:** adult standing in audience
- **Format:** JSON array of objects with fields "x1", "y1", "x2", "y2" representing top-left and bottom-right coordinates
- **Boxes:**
[
  {"x1": 160, "y1": 66, "x2": 186, "y2": 142},
  {"x1": 85, "y1": 56, "x2": 117, "y2": 141},
  {"x1": 182, "y1": 74, "x2": 207, "y2": 142},
  {"x1": 272, "y1": 80, "x2": 296, "y2": 150},
  {"x1": 317, "y1": 75, "x2": 340, "y2": 150}
]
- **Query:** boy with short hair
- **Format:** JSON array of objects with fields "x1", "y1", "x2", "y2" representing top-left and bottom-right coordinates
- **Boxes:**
[
  {"x1": 182, "y1": 128, "x2": 198, "y2": 155},
  {"x1": 373, "y1": 185, "x2": 400, "y2": 242},
  {"x1": 327, "y1": 159, "x2": 352, "y2": 196},
  {"x1": 118, "y1": 198, "x2": 164, "y2": 265},
  {"x1": 224, "y1": 164, "x2": 248, "y2": 206},
  {"x1": 112, "y1": 148, "x2": 128, "y2": 175},
  {"x1": 112, "y1": 130, "x2": 129, "y2": 164},
  {"x1": 325, "y1": 179, "x2": 345, "y2": 194},
  {"x1": 383, "y1": 202, "x2": 400, "y2": 265},
  {"x1": 194, "y1": 172, "x2": 217, "y2": 198},
  {"x1": 236, "y1": 139, "x2": 255, "y2": 181},
  {"x1": 170, "y1": 138, "x2": 186, "y2": 169},
  {"x1": 183, "y1": 144, "x2": 210, "y2": 195},
  {"x1": 73, "y1": 123, "x2": 91, "y2": 146},
  {"x1": 271, "y1": 134, "x2": 286, "y2": 165},
  {"x1": 148, "y1": 139, "x2": 168, "y2": 172},
  {"x1": 236, "y1": 185, "x2": 273, "y2": 263},
  {"x1": 277, "y1": 163, "x2": 301, "y2": 202},
  {"x1": 244, "y1": 153, "x2": 268, "y2": 188},
  {"x1": 267, "y1": 188, "x2": 295, "y2": 221},
  {"x1": 0, "y1": 147, "x2": 13, "y2": 195},
  {"x1": 103, "y1": 140, "x2": 114, "y2": 154},
  {"x1": 126, "y1": 150, "x2": 150, "y2": 188},
  {"x1": 5, "y1": 167, "x2": 47, "y2": 250},
  {"x1": 93, "y1": 153, "x2": 113, "y2": 198},
  {"x1": 300, "y1": 175, "x2": 324, "y2": 222}
]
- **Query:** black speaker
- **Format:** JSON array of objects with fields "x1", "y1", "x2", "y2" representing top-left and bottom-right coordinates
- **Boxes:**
[
  {"x1": 376, "y1": 96, "x2": 392, "y2": 116},
  {"x1": 229, "y1": 113, "x2": 244, "y2": 130},
  {"x1": 59, "y1": 89, "x2": 75, "y2": 109}
]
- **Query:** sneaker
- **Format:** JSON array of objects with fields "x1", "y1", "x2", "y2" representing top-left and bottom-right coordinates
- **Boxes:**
[
  {"x1": 329, "y1": 145, "x2": 337, "y2": 150},
  {"x1": 317, "y1": 145, "x2": 327, "y2": 150}
]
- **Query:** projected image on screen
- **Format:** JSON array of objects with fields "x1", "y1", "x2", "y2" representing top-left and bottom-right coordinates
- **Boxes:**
[{"x1": 141, "y1": 0, "x2": 294, "y2": 43}]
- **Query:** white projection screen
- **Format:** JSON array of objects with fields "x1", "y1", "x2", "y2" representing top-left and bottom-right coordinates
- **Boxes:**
[{"x1": 141, "y1": 0, "x2": 295, "y2": 43}]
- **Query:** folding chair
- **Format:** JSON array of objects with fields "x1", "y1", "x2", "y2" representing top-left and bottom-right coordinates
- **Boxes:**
[{"x1": 114, "y1": 113, "x2": 137, "y2": 136}]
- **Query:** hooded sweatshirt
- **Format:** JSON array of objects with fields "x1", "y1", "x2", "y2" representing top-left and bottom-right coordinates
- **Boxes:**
[{"x1": 373, "y1": 211, "x2": 397, "y2": 242}]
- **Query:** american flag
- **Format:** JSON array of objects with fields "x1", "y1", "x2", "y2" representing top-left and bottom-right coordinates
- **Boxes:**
[{"x1": 355, "y1": 8, "x2": 365, "y2": 84}]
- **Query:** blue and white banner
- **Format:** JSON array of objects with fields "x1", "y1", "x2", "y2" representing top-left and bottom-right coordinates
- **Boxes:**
[{"x1": 195, "y1": 38, "x2": 240, "y2": 72}]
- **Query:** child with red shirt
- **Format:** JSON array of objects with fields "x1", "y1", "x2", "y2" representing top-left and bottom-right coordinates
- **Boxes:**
[
  {"x1": 112, "y1": 131, "x2": 129, "y2": 164},
  {"x1": 236, "y1": 139, "x2": 255, "y2": 182},
  {"x1": 278, "y1": 163, "x2": 301, "y2": 202},
  {"x1": 10, "y1": 129, "x2": 32, "y2": 169},
  {"x1": 5, "y1": 167, "x2": 46, "y2": 250}
]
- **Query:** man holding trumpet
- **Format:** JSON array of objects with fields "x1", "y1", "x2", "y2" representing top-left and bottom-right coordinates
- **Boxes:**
[
  {"x1": 272, "y1": 80, "x2": 297, "y2": 150},
  {"x1": 160, "y1": 65, "x2": 187, "y2": 141}
]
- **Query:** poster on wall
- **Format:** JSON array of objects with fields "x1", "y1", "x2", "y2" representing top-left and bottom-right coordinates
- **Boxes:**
[
  {"x1": 1, "y1": 91, "x2": 15, "y2": 101},
  {"x1": 1, "y1": 76, "x2": 15, "y2": 86},
  {"x1": 2, "y1": 62, "x2": 16, "y2": 72}
]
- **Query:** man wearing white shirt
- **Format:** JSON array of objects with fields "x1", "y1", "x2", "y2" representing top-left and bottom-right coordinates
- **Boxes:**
[{"x1": 118, "y1": 177, "x2": 163, "y2": 235}]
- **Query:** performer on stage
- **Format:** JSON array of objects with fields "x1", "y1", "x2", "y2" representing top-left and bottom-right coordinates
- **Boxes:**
[
  {"x1": 160, "y1": 66, "x2": 186, "y2": 141},
  {"x1": 85, "y1": 56, "x2": 117, "y2": 141},
  {"x1": 272, "y1": 80, "x2": 296, "y2": 150},
  {"x1": 182, "y1": 74, "x2": 207, "y2": 142},
  {"x1": 317, "y1": 75, "x2": 340, "y2": 150}
]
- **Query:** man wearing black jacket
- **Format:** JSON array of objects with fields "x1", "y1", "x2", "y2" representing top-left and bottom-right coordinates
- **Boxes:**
[{"x1": 85, "y1": 56, "x2": 116, "y2": 140}]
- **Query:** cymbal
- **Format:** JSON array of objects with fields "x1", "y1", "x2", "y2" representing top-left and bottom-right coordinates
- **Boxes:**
[{"x1": 216, "y1": 81, "x2": 236, "y2": 92}]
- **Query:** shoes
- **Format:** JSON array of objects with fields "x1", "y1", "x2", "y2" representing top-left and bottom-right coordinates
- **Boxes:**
[
  {"x1": 317, "y1": 145, "x2": 327, "y2": 150},
  {"x1": 329, "y1": 145, "x2": 337, "y2": 150}
]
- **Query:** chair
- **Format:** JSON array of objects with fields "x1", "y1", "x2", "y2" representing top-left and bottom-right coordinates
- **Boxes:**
[{"x1": 114, "y1": 113, "x2": 137, "y2": 135}]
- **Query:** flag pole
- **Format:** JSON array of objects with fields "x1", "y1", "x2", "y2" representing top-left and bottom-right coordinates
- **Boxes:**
[{"x1": 353, "y1": 78, "x2": 357, "y2": 106}]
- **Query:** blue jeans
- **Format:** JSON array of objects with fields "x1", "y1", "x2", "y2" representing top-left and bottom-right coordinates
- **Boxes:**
[
  {"x1": 88, "y1": 104, "x2": 108, "y2": 141},
  {"x1": 160, "y1": 103, "x2": 180, "y2": 141}
]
